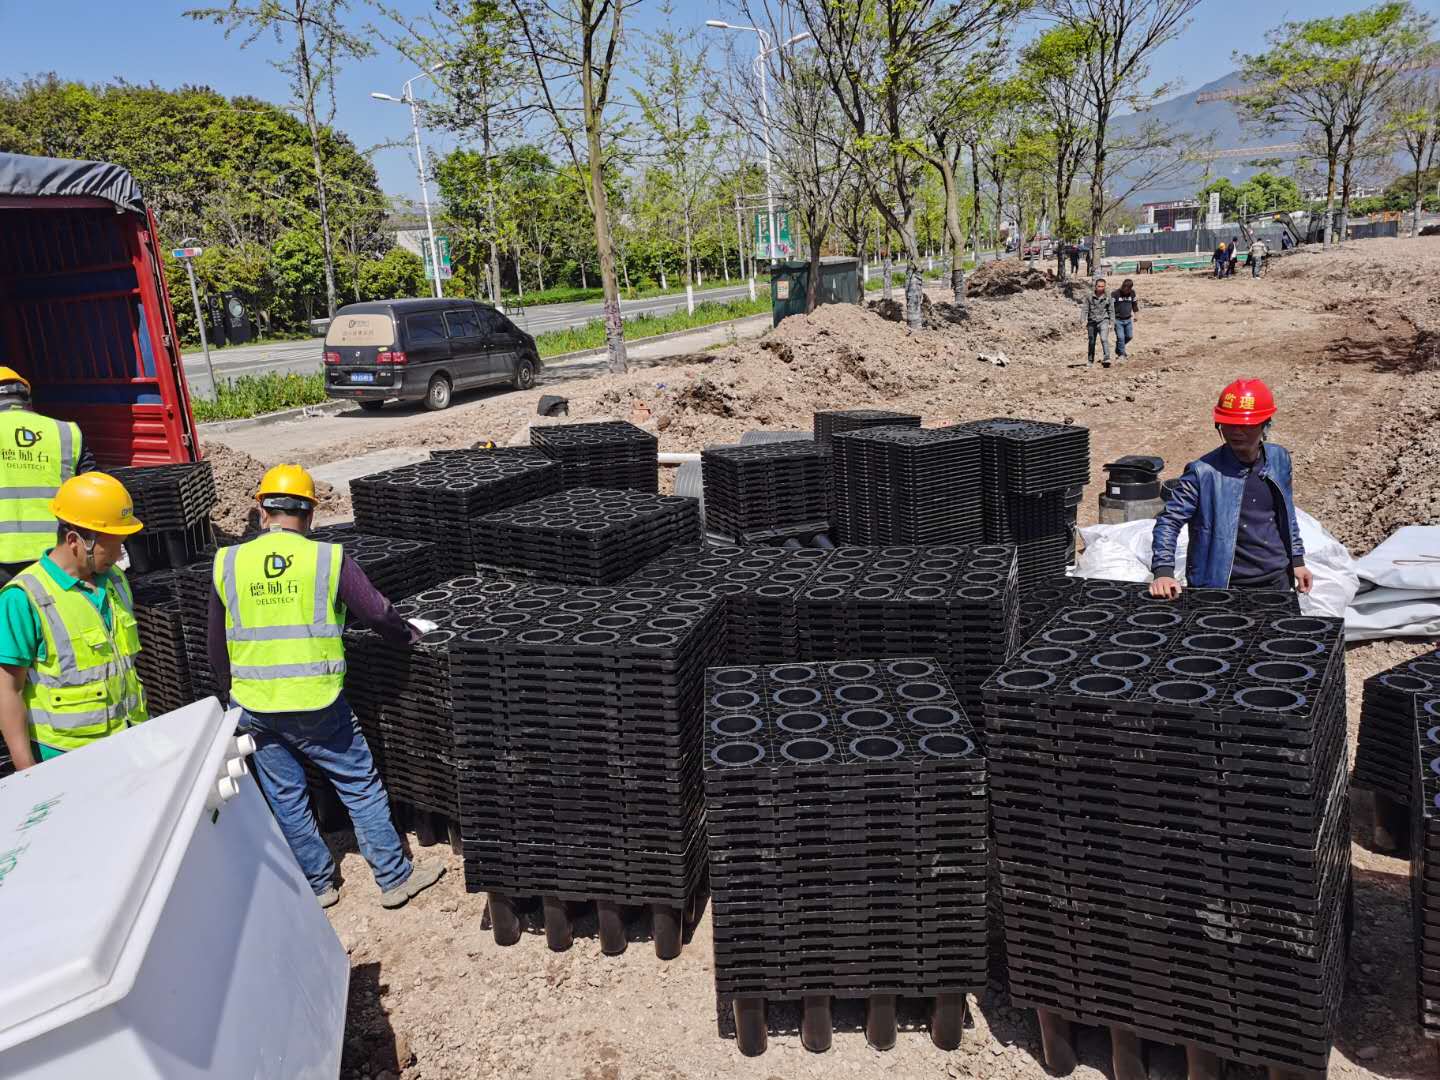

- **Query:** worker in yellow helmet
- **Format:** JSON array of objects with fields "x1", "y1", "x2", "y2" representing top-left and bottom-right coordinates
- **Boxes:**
[
  {"x1": 0, "y1": 472, "x2": 147, "y2": 770},
  {"x1": 208, "y1": 464, "x2": 444, "y2": 910},
  {"x1": 0, "y1": 366, "x2": 97, "y2": 585}
]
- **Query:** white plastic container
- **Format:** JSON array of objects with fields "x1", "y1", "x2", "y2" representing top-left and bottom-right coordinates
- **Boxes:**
[{"x1": 0, "y1": 699, "x2": 349, "y2": 1078}]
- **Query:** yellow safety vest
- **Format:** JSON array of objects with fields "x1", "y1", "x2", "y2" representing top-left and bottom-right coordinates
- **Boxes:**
[
  {"x1": 4, "y1": 563, "x2": 147, "y2": 751},
  {"x1": 213, "y1": 529, "x2": 347, "y2": 714},
  {"x1": 0, "y1": 410, "x2": 82, "y2": 564}
]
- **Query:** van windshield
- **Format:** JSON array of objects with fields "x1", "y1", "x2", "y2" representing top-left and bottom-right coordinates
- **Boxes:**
[{"x1": 326, "y1": 314, "x2": 395, "y2": 348}]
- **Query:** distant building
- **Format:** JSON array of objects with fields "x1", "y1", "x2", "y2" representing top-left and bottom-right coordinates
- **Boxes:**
[{"x1": 1142, "y1": 199, "x2": 1202, "y2": 230}]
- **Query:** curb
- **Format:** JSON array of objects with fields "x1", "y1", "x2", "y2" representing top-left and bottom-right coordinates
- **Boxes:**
[
  {"x1": 539, "y1": 312, "x2": 773, "y2": 366},
  {"x1": 199, "y1": 398, "x2": 354, "y2": 432}
]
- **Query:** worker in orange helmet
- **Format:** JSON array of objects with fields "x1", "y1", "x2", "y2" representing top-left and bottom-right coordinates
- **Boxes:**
[{"x1": 1150, "y1": 378, "x2": 1312, "y2": 599}]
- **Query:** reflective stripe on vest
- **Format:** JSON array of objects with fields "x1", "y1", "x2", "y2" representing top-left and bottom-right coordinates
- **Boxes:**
[
  {"x1": 0, "y1": 414, "x2": 79, "y2": 564},
  {"x1": 214, "y1": 531, "x2": 347, "y2": 713},
  {"x1": 4, "y1": 564, "x2": 148, "y2": 749}
]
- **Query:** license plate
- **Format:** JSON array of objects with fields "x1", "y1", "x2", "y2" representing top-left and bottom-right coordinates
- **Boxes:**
[{"x1": 350, "y1": 372, "x2": 376, "y2": 384}]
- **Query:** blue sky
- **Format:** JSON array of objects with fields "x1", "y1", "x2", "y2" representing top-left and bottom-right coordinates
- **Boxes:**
[{"x1": 0, "y1": 0, "x2": 1388, "y2": 197}]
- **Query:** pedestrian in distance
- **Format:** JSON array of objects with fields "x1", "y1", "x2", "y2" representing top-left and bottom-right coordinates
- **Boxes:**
[
  {"x1": 0, "y1": 472, "x2": 147, "y2": 771},
  {"x1": 1113, "y1": 278, "x2": 1139, "y2": 358},
  {"x1": 1213, "y1": 242, "x2": 1228, "y2": 279},
  {"x1": 0, "y1": 366, "x2": 97, "y2": 586},
  {"x1": 209, "y1": 464, "x2": 445, "y2": 910},
  {"x1": 1081, "y1": 238, "x2": 1094, "y2": 277},
  {"x1": 1226, "y1": 238, "x2": 1239, "y2": 277},
  {"x1": 1083, "y1": 277, "x2": 1115, "y2": 369},
  {"x1": 1249, "y1": 236, "x2": 1268, "y2": 277},
  {"x1": 1067, "y1": 242, "x2": 1080, "y2": 275},
  {"x1": 1149, "y1": 378, "x2": 1313, "y2": 600}
]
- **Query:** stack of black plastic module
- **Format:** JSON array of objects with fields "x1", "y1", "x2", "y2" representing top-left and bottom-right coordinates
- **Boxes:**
[
  {"x1": 170, "y1": 556, "x2": 222, "y2": 702},
  {"x1": 352, "y1": 451, "x2": 561, "y2": 577},
  {"x1": 830, "y1": 425, "x2": 983, "y2": 545},
  {"x1": 475, "y1": 488, "x2": 701, "y2": 585},
  {"x1": 306, "y1": 523, "x2": 443, "y2": 601},
  {"x1": 451, "y1": 584, "x2": 726, "y2": 958},
  {"x1": 131, "y1": 570, "x2": 195, "y2": 715},
  {"x1": 986, "y1": 595, "x2": 1348, "y2": 1074},
  {"x1": 628, "y1": 543, "x2": 1018, "y2": 720},
  {"x1": 704, "y1": 658, "x2": 987, "y2": 1056},
  {"x1": 1355, "y1": 647, "x2": 1440, "y2": 840},
  {"x1": 701, "y1": 442, "x2": 833, "y2": 542},
  {"x1": 812, "y1": 408, "x2": 921, "y2": 449},
  {"x1": 112, "y1": 461, "x2": 217, "y2": 573},
  {"x1": 530, "y1": 420, "x2": 659, "y2": 492},
  {"x1": 1411, "y1": 689, "x2": 1440, "y2": 1040},
  {"x1": 346, "y1": 576, "x2": 525, "y2": 824},
  {"x1": 949, "y1": 418, "x2": 1089, "y2": 589}
]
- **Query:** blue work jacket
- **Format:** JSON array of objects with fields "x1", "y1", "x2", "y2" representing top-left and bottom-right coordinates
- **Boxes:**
[{"x1": 1151, "y1": 443, "x2": 1305, "y2": 589}]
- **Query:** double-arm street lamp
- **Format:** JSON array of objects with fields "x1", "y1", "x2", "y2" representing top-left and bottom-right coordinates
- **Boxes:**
[{"x1": 371, "y1": 66, "x2": 446, "y2": 298}]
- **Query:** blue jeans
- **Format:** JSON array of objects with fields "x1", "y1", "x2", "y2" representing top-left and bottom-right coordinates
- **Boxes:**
[
  {"x1": 1114, "y1": 318, "x2": 1133, "y2": 355},
  {"x1": 1087, "y1": 321, "x2": 1111, "y2": 363},
  {"x1": 238, "y1": 695, "x2": 411, "y2": 895}
]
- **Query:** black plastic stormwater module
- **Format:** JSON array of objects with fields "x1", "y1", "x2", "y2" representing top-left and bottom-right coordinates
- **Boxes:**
[
  {"x1": 1356, "y1": 645, "x2": 1440, "y2": 849},
  {"x1": 830, "y1": 425, "x2": 983, "y2": 546},
  {"x1": 703, "y1": 658, "x2": 987, "y2": 1056},
  {"x1": 130, "y1": 570, "x2": 196, "y2": 716},
  {"x1": 700, "y1": 441, "x2": 834, "y2": 543},
  {"x1": 475, "y1": 487, "x2": 701, "y2": 585},
  {"x1": 351, "y1": 450, "x2": 561, "y2": 577},
  {"x1": 626, "y1": 542, "x2": 1019, "y2": 724},
  {"x1": 118, "y1": 459, "x2": 219, "y2": 574},
  {"x1": 450, "y1": 584, "x2": 726, "y2": 959},
  {"x1": 812, "y1": 408, "x2": 922, "y2": 449},
  {"x1": 530, "y1": 420, "x2": 660, "y2": 493},
  {"x1": 1411, "y1": 690, "x2": 1440, "y2": 1041},
  {"x1": 985, "y1": 602, "x2": 1348, "y2": 1074}
]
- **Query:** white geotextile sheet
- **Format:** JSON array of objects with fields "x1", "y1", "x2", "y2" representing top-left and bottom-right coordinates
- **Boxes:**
[{"x1": 1345, "y1": 526, "x2": 1440, "y2": 640}]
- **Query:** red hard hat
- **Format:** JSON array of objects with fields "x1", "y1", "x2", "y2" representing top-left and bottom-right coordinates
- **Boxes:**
[{"x1": 1213, "y1": 378, "x2": 1276, "y2": 426}]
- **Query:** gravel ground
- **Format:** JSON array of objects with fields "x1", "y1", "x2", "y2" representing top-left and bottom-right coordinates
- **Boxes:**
[{"x1": 300, "y1": 237, "x2": 1440, "y2": 1080}]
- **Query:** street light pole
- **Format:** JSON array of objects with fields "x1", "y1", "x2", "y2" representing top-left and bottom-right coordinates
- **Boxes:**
[
  {"x1": 175, "y1": 238, "x2": 219, "y2": 397},
  {"x1": 372, "y1": 67, "x2": 445, "y2": 299}
]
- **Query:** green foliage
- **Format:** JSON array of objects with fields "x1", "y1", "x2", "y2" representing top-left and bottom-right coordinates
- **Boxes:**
[
  {"x1": 1198, "y1": 172, "x2": 1304, "y2": 218},
  {"x1": 191, "y1": 372, "x2": 329, "y2": 421},
  {"x1": 532, "y1": 297, "x2": 769, "y2": 358},
  {"x1": 356, "y1": 248, "x2": 428, "y2": 302}
]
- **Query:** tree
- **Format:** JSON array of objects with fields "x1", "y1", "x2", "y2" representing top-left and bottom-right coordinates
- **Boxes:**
[
  {"x1": 1382, "y1": 66, "x2": 1440, "y2": 235},
  {"x1": 799, "y1": 0, "x2": 1019, "y2": 330},
  {"x1": 510, "y1": 0, "x2": 634, "y2": 374},
  {"x1": 1236, "y1": 171, "x2": 1304, "y2": 215},
  {"x1": 1019, "y1": 27, "x2": 1094, "y2": 279},
  {"x1": 358, "y1": 247, "x2": 428, "y2": 300},
  {"x1": 1196, "y1": 176, "x2": 1240, "y2": 219},
  {"x1": 1046, "y1": 0, "x2": 1202, "y2": 256},
  {"x1": 187, "y1": 0, "x2": 375, "y2": 319}
]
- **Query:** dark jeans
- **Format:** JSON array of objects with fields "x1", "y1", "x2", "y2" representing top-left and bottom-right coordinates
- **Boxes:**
[
  {"x1": 1230, "y1": 568, "x2": 1293, "y2": 591},
  {"x1": 1087, "y1": 321, "x2": 1111, "y2": 363},
  {"x1": 238, "y1": 694, "x2": 411, "y2": 896}
]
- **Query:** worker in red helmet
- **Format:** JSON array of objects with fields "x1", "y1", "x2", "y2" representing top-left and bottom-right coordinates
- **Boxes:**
[{"x1": 1150, "y1": 378, "x2": 1312, "y2": 599}]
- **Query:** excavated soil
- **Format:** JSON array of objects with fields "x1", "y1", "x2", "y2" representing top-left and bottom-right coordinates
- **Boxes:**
[
  {"x1": 282, "y1": 237, "x2": 1440, "y2": 1080},
  {"x1": 201, "y1": 441, "x2": 348, "y2": 539}
]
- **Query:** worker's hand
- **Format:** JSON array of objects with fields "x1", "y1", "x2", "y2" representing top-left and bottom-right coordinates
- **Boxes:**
[
  {"x1": 1149, "y1": 576, "x2": 1183, "y2": 600},
  {"x1": 1293, "y1": 566, "x2": 1314, "y2": 595},
  {"x1": 408, "y1": 617, "x2": 440, "y2": 638}
]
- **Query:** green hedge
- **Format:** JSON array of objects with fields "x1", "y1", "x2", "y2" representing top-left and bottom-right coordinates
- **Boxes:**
[
  {"x1": 192, "y1": 372, "x2": 328, "y2": 422},
  {"x1": 534, "y1": 296, "x2": 770, "y2": 358}
]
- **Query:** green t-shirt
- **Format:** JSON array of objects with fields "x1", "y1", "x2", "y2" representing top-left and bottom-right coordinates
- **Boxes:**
[{"x1": 0, "y1": 554, "x2": 117, "y2": 668}]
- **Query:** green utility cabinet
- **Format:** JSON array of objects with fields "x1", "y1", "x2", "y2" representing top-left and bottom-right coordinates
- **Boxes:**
[{"x1": 770, "y1": 257, "x2": 861, "y2": 326}]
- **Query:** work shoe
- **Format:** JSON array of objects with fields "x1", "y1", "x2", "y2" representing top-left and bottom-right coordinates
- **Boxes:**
[
  {"x1": 1102, "y1": 361, "x2": 1112, "y2": 369},
  {"x1": 316, "y1": 886, "x2": 340, "y2": 909},
  {"x1": 380, "y1": 860, "x2": 446, "y2": 909}
]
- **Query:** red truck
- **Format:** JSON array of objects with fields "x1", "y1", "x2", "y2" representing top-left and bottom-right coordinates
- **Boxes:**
[{"x1": 0, "y1": 152, "x2": 199, "y2": 466}]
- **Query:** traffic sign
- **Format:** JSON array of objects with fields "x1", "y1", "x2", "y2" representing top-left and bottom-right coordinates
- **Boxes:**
[
  {"x1": 754, "y1": 212, "x2": 794, "y2": 260},
  {"x1": 421, "y1": 236, "x2": 453, "y2": 281},
  {"x1": 172, "y1": 247, "x2": 204, "y2": 259}
]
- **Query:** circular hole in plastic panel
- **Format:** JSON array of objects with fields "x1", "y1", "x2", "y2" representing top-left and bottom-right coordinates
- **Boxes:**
[
  {"x1": 774, "y1": 686, "x2": 823, "y2": 708},
  {"x1": 841, "y1": 708, "x2": 893, "y2": 732},
  {"x1": 828, "y1": 662, "x2": 876, "y2": 681},
  {"x1": 1247, "y1": 661, "x2": 1315, "y2": 684},
  {"x1": 1149, "y1": 681, "x2": 1215, "y2": 703},
  {"x1": 777, "y1": 711, "x2": 828, "y2": 734},
  {"x1": 1258, "y1": 637, "x2": 1324, "y2": 658},
  {"x1": 849, "y1": 735, "x2": 905, "y2": 761},
  {"x1": 770, "y1": 665, "x2": 816, "y2": 684},
  {"x1": 712, "y1": 742, "x2": 765, "y2": 768},
  {"x1": 1194, "y1": 613, "x2": 1254, "y2": 632},
  {"x1": 1181, "y1": 633, "x2": 1243, "y2": 654},
  {"x1": 1069, "y1": 674, "x2": 1132, "y2": 696},
  {"x1": 1233, "y1": 686, "x2": 1306, "y2": 712},
  {"x1": 919, "y1": 732, "x2": 975, "y2": 758},
  {"x1": 1043, "y1": 627, "x2": 1097, "y2": 645},
  {"x1": 1272, "y1": 616, "x2": 1330, "y2": 636},
  {"x1": 1128, "y1": 610, "x2": 1183, "y2": 628},
  {"x1": 1110, "y1": 631, "x2": 1167, "y2": 650},
  {"x1": 1022, "y1": 647, "x2": 1076, "y2": 667},
  {"x1": 908, "y1": 705, "x2": 963, "y2": 728},
  {"x1": 712, "y1": 689, "x2": 760, "y2": 710},
  {"x1": 780, "y1": 738, "x2": 835, "y2": 764},
  {"x1": 1091, "y1": 651, "x2": 1151, "y2": 672},
  {"x1": 1166, "y1": 655, "x2": 1229, "y2": 678},
  {"x1": 834, "y1": 683, "x2": 884, "y2": 705},
  {"x1": 998, "y1": 669, "x2": 1056, "y2": 690},
  {"x1": 886, "y1": 659, "x2": 935, "y2": 679},
  {"x1": 712, "y1": 714, "x2": 763, "y2": 738},
  {"x1": 895, "y1": 681, "x2": 946, "y2": 702}
]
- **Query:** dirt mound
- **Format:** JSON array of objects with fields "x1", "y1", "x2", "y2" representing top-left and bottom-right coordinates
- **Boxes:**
[
  {"x1": 202, "y1": 440, "x2": 344, "y2": 539},
  {"x1": 867, "y1": 295, "x2": 970, "y2": 329},
  {"x1": 967, "y1": 258, "x2": 1053, "y2": 297}
]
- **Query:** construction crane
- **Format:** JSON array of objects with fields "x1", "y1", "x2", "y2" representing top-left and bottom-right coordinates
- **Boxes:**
[
  {"x1": 1197, "y1": 58, "x2": 1439, "y2": 102},
  {"x1": 1197, "y1": 143, "x2": 1305, "y2": 160}
]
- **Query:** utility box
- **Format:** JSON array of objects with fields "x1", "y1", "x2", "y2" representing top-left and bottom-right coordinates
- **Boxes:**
[
  {"x1": 770, "y1": 257, "x2": 861, "y2": 326},
  {"x1": 0, "y1": 699, "x2": 350, "y2": 1079},
  {"x1": 1099, "y1": 454, "x2": 1166, "y2": 524}
]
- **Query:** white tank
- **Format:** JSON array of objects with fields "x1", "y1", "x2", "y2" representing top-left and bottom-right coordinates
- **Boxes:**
[{"x1": 0, "y1": 699, "x2": 349, "y2": 1079}]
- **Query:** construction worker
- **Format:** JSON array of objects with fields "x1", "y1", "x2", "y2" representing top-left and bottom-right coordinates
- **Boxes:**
[
  {"x1": 1249, "y1": 236, "x2": 1269, "y2": 277},
  {"x1": 0, "y1": 472, "x2": 146, "y2": 770},
  {"x1": 209, "y1": 464, "x2": 444, "y2": 909},
  {"x1": 0, "y1": 367, "x2": 96, "y2": 585},
  {"x1": 1150, "y1": 379, "x2": 1313, "y2": 599}
]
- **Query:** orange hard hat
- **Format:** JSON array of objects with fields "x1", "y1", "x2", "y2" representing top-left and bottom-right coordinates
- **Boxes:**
[{"x1": 1213, "y1": 378, "x2": 1276, "y2": 426}]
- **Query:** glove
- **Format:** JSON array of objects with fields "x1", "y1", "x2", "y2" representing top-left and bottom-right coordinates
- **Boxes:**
[{"x1": 408, "y1": 617, "x2": 440, "y2": 637}]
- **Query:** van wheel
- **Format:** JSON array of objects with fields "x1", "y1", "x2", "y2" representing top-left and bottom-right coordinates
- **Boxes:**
[
  {"x1": 513, "y1": 356, "x2": 538, "y2": 390},
  {"x1": 358, "y1": 400, "x2": 386, "y2": 413},
  {"x1": 425, "y1": 375, "x2": 452, "y2": 411}
]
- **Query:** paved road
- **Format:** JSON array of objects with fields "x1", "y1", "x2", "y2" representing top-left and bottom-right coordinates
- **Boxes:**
[{"x1": 181, "y1": 283, "x2": 756, "y2": 396}]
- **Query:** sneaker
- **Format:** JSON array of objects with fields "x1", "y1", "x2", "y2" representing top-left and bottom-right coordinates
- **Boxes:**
[
  {"x1": 380, "y1": 860, "x2": 446, "y2": 909},
  {"x1": 1102, "y1": 361, "x2": 1111, "y2": 369},
  {"x1": 316, "y1": 886, "x2": 340, "y2": 909}
]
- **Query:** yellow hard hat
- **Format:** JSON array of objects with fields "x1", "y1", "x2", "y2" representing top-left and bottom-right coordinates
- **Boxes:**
[
  {"x1": 51, "y1": 473, "x2": 143, "y2": 536},
  {"x1": 0, "y1": 366, "x2": 31, "y2": 393},
  {"x1": 256, "y1": 463, "x2": 317, "y2": 504}
]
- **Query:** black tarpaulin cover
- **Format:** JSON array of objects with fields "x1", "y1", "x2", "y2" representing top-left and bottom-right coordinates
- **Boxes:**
[{"x1": 0, "y1": 152, "x2": 146, "y2": 214}]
